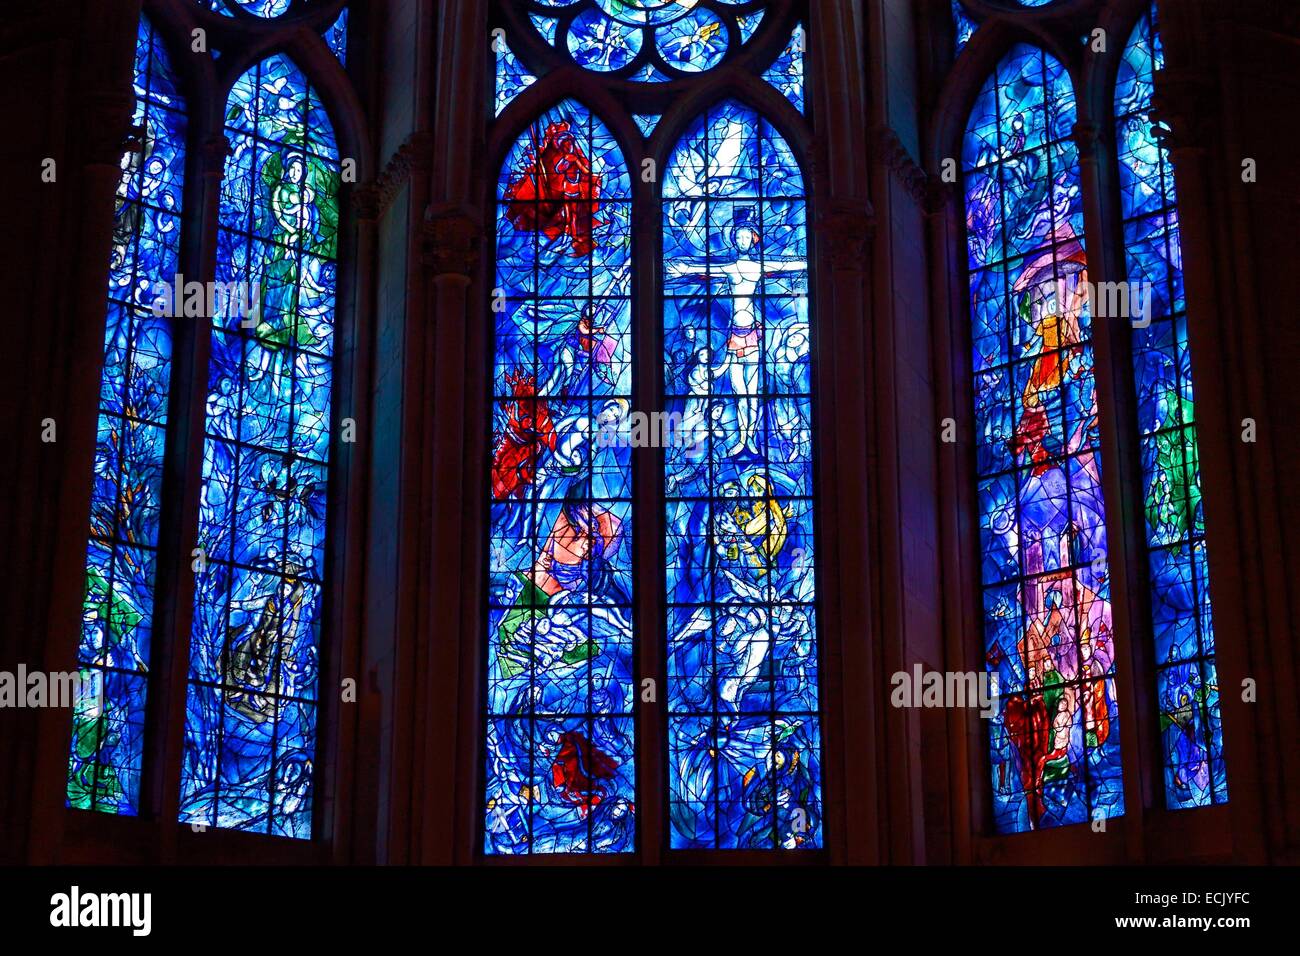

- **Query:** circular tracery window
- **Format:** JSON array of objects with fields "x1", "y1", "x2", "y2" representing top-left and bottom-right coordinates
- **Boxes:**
[
  {"x1": 204, "y1": 0, "x2": 293, "y2": 16},
  {"x1": 593, "y1": 0, "x2": 703, "y2": 25},
  {"x1": 529, "y1": 0, "x2": 769, "y2": 80}
]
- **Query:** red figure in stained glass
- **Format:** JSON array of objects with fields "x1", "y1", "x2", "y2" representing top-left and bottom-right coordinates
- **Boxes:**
[
  {"x1": 550, "y1": 730, "x2": 620, "y2": 817},
  {"x1": 493, "y1": 369, "x2": 557, "y2": 500},
  {"x1": 504, "y1": 120, "x2": 603, "y2": 256}
]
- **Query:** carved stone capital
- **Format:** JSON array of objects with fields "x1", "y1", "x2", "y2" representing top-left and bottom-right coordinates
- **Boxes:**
[
  {"x1": 819, "y1": 201, "x2": 876, "y2": 272},
  {"x1": 357, "y1": 131, "x2": 435, "y2": 220},
  {"x1": 923, "y1": 179, "x2": 958, "y2": 219},
  {"x1": 872, "y1": 124, "x2": 929, "y2": 207},
  {"x1": 422, "y1": 208, "x2": 481, "y2": 278},
  {"x1": 351, "y1": 183, "x2": 382, "y2": 221}
]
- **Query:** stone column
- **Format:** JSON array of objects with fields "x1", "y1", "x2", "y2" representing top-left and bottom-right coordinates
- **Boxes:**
[{"x1": 1151, "y1": 0, "x2": 1300, "y2": 861}]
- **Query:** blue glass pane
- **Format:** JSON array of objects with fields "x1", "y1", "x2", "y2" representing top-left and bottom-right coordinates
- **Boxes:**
[
  {"x1": 69, "y1": 15, "x2": 186, "y2": 817},
  {"x1": 596, "y1": 0, "x2": 707, "y2": 27},
  {"x1": 532, "y1": 0, "x2": 767, "y2": 78},
  {"x1": 952, "y1": 1, "x2": 977, "y2": 57},
  {"x1": 569, "y1": 8, "x2": 643, "y2": 72},
  {"x1": 1117, "y1": 4, "x2": 1226, "y2": 809},
  {"x1": 203, "y1": 0, "x2": 292, "y2": 16},
  {"x1": 963, "y1": 45, "x2": 1125, "y2": 833},
  {"x1": 738, "y1": 10, "x2": 765, "y2": 43},
  {"x1": 656, "y1": 9, "x2": 728, "y2": 73},
  {"x1": 181, "y1": 54, "x2": 339, "y2": 839},
  {"x1": 496, "y1": 37, "x2": 538, "y2": 117},
  {"x1": 486, "y1": 101, "x2": 636, "y2": 855},
  {"x1": 323, "y1": 9, "x2": 348, "y2": 66},
  {"x1": 530, "y1": 13, "x2": 558, "y2": 44},
  {"x1": 631, "y1": 63, "x2": 674, "y2": 83},
  {"x1": 763, "y1": 24, "x2": 805, "y2": 113},
  {"x1": 663, "y1": 101, "x2": 822, "y2": 850}
]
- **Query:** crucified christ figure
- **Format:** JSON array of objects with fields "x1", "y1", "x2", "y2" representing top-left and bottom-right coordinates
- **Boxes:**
[{"x1": 666, "y1": 209, "x2": 806, "y2": 457}]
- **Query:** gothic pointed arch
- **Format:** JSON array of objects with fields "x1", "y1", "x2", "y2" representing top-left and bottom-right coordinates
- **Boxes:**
[
  {"x1": 960, "y1": 40, "x2": 1125, "y2": 833},
  {"x1": 481, "y1": 0, "x2": 824, "y2": 858},
  {"x1": 65, "y1": 0, "x2": 370, "y2": 849}
]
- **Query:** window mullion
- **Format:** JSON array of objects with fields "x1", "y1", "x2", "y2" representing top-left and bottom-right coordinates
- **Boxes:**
[
  {"x1": 632, "y1": 154, "x2": 666, "y2": 863},
  {"x1": 142, "y1": 129, "x2": 227, "y2": 830}
]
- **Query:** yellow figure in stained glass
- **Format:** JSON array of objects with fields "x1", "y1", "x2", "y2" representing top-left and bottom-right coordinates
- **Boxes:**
[{"x1": 731, "y1": 474, "x2": 793, "y2": 575}]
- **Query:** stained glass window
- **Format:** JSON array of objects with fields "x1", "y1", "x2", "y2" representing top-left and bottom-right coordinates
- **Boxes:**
[
  {"x1": 486, "y1": 101, "x2": 636, "y2": 854},
  {"x1": 181, "y1": 55, "x2": 340, "y2": 837},
  {"x1": 663, "y1": 101, "x2": 822, "y2": 850},
  {"x1": 200, "y1": 0, "x2": 348, "y2": 61},
  {"x1": 1116, "y1": 5, "x2": 1227, "y2": 810},
  {"x1": 952, "y1": 1, "x2": 977, "y2": 58},
  {"x1": 204, "y1": 0, "x2": 292, "y2": 16},
  {"x1": 68, "y1": 16, "x2": 186, "y2": 816},
  {"x1": 963, "y1": 44, "x2": 1124, "y2": 832},
  {"x1": 526, "y1": 0, "x2": 767, "y2": 80},
  {"x1": 324, "y1": 10, "x2": 349, "y2": 65},
  {"x1": 633, "y1": 113, "x2": 660, "y2": 137},
  {"x1": 487, "y1": 1, "x2": 817, "y2": 856},
  {"x1": 763, "y1": 24, "x2": 805, "y2": 114},
  {"x1": 495, "y1": 35, "x2": 538, "y2": 117}
]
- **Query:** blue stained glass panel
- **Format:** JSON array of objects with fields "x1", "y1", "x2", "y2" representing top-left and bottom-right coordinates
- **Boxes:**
[
  {"x1": 486, "y1": 101, "x2": 636, "y2": 855},
  {"x1": 495, "y1": 36, "x2": 538, "y2": 117},
  {"x1": 532, "y1": 0, "x2": 767, "y2": 79},
  {"x1": 632, "y1": 63, "x2": 673, "y2": 83},
  {"x1": 323, "y1": 9, "x2": 348, "y2": 66},
  {"x1": 68, "y1": 16, "x2": 186, "y2": 817},
  {"x1": 530, "y1": 13, "x2": 558, "y2": 45},
  {"x1": 763, "y1": 24, "x2": 805, "y2": 114},
  {"x1": 204, "y1": 0, "x2": 292, "y2": 16},
  {"x1": 656, "y1": 8, "x2": 728, "y2": 73},
  {"x1": 202, "y1": 0, "x2": 345, "y2": 33},
  {"x1": 181, "y1": 54, "x2": 339, "y2": 838},
  {"x1": 569, "y1": 9, "x2": 644, "y2": 72},
  {"x1": 963, "y1": 45, "x2": 1125, "y2": 833},
  {"x1": 952, "y1": 1, "x2": 977, "y2": 57},
  {"x1": 663, "y1": 100, "x2": 822, "y2": 850},
  {"x1": 1116, "y1": 4, "x2": 1226, "y2": 810}
]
